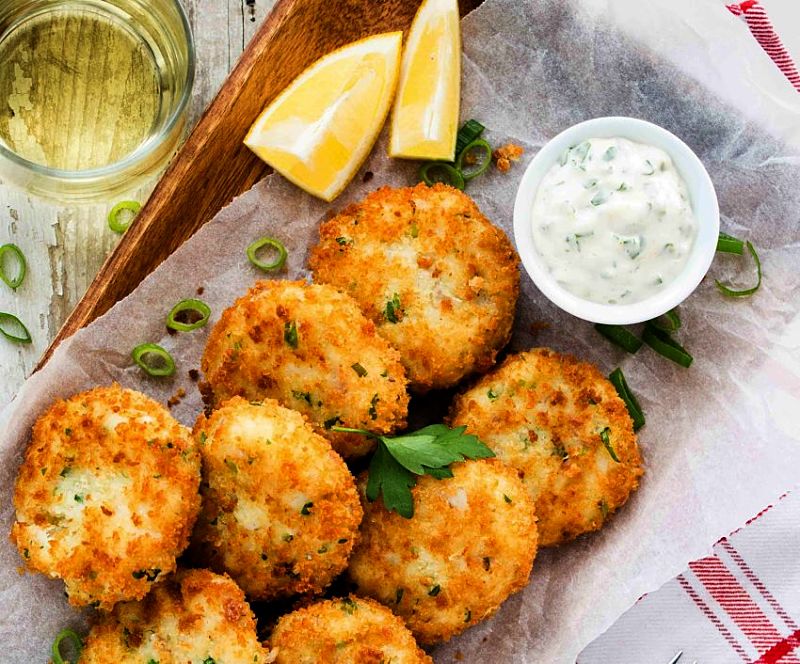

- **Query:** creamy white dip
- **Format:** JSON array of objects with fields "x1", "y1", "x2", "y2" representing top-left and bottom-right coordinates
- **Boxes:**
[{"x1": 530, "y1": 137, "x2": 698, "y2": 305}]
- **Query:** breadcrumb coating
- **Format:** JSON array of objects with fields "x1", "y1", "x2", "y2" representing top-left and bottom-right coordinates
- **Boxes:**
[
  {"x1": 79, "y1": 568, "x2": 270, "y2": 663},
  {"x1": 309, "y1": 184, "x2": 519, "y2": 391},
  {"x1": 190, "y1": 397, "x2": 362, "y2": 600},
  {"x1": 269, "y1": 595, "x2": 432, "y2": 663},
  {"x1": 347, "y1": 459, "x2": 537, "y2": 645},
  {"x1": 201, "y1": 280, "x2": 410, "y2": 457},
  {"x1": 449, "y1": 348, "x2": 644, "y2": 547},
  {"x1": 11, "y1": 385, "x2": 200, "y2": 610}
]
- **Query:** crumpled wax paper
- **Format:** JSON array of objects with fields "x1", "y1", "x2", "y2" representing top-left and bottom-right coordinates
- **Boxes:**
[{"x1": 2, "y1": 0, "x2": 800, "y2": 660}]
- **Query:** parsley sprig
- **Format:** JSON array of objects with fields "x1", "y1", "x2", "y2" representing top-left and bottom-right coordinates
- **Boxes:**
[{"x1": 334, "y1": 424, "x2": 495, "y2": 518}]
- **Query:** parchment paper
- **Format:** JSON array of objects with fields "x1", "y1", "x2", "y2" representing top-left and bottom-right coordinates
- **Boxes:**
[{"x1": 2, "y1": 0, "x2": 800, "y2": 661}]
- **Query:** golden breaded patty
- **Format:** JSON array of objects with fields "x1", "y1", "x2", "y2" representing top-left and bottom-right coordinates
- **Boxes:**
[
  {"x1": 269, "y1": 595, "x2": 432, "y2": 663},
  {"x1": 11, "y1": 385, "x2": 200, "y2": 610},
  {"x1": 449, "y1": 348, "x2": 644, "y2": 547},
  {"x1": 201, "y1": 280, "x2": 409, "y2": 457},
  {"x1": 190, "y1": 397, "x2": 362, "y2": 600},
  {"x1": 347, "y1": 459, "x2": 537, "y2": 645},
  {"x1": 79, "y1": 568, "x2": 270, "y2": 663},
  {"x1": 309, "y1": 184, "x2": 520, "y2": 392}
]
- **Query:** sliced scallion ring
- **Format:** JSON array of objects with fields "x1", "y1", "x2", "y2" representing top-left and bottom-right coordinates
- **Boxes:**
[
  {"x1": 608, "y1": 367, "x2": 645, "y2": 431},
  {"x1": 247, "y1": 237, "x2": 288, "y2": 272},
  {"x1": 649, "y1": 308, "x2": 681, "y2": 333},
  {"x1": 454, "y1": 119, "x2": 486, "y2": 157},
  {"x1": 594, "y1": 323, "x2": 642, "y2": 354},
  {"x1": 0, "y1": 312, "x2": 32, "y2": 344},
  {"x1": 0, "y1": 243, "x2": 26, "y2": 290},
  {"x1": 715, "y1": 240, "x2": 762, "y2": 298},
  {"x1": 419, "y1": 162, "x2": 465, "y2": 191},
  {"x1": 132, "y1": 343, "x2": 176, "y2": 377},
  {"x1": 642, "y1": 324, "x2": 693, "y2": 368},
  {"x1": 166, "y1": 298, "x2": 211, "y2": 332},
  {"x1": 108, "y1": 201, "x2": 141, "y2": 234},
  {"x1": 52, "y1": 628, "x2": 82, "y2": 664},
  {"x1": 455, "y1": 138, "x2": 493, "y2": 181},
  {"x1": 716, "y1": 232, "x2": 744, "y2": 255}
]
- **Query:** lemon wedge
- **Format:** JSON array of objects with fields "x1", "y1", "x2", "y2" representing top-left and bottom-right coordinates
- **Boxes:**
[
  {"x1": 389, "y1": 0, "x2": 461, "y2": 161},
  {"x1": 245, "y1": 32, "x2": 403, "y2": 202}
]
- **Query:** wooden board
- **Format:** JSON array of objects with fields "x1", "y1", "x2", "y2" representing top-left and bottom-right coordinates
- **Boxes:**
[{"x1": 39, "y1": 0, "x2": 482, "y2": 367}]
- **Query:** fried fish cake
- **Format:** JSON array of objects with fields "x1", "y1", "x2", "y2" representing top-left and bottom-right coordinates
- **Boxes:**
[
  {"x1": 190, "y1": 397, "x2": 362, "y2": 600},
  {"x1": 309, "y1": 184, "x2": 519, "y2": 392},
  {"x1": 269, "y1": 595, "x2": 432, "y2": 663},
  {"x1": 11, "y1": 385, "x2": 200, "y2": 610},
  {"x1": 347, "y1": 459, "x2": 537, "y2": 645},
  {"x1": 449, "y1": 348, "x2": 644, "y2": 547},
  {"x1": 201, "y1": 280, "x2": 409, "y2": 457},
  {"x1": 79, "y1": 568, "x2": 270, "y2": 663}
]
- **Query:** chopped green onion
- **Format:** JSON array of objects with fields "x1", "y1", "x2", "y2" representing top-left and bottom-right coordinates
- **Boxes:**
[
  {"x1": 649, "y1": 308, "x2": 681, "y2": 333},
  {"x1": 420, "y1": 120, "x2": 490, "y2": 189},
  {"x1": 0, "y1": 243, "x2": 27, "y2": 290},
  {"x1": 455, "y1": 138, "x2": 492, "y2": 181},
  {"x1": 642, "y1": 324, "x2": 693, "y2": 368},
  {"x1": 419, "y1": 162, "x2": 465, "y2": 191},
  {"x1": 131, "y1": 343, "x2": 176, "y2": 377},
  {"x1": 715, "y1": 241, "x2": 762, "y2": 298},
  {"x1": 599, "y1": 427, "x2": 620, "y2": 462},
  {"x1": 716, "y1": 232, "x2": 744, "y2": 255},
  {"x1": 284, "y1": 320, "x2": 298, "y2": 348},
  {"x1": 108, "y1": 200, "x2": 141, "y2": 234},
  {"x1": 52, "y1": 628, "x2": 82, "y2": 664},
  {"x1": 608, "y1": 368, "x2": 645, "y2": 431},
  {"x1": 454, "y1": 119, "x2": 486, "y2": 158},
  {"x1": 603, "y1": 146, "x2": 617, "y2": 161},
  {"x1": 247, "y1": 237, "x2": 287, "y2": 272},
  {"x1": 594, "y1": 324, "x2": 642, "y2": 354},
  {"x1": 351, "y1": 362, "x2": 368, "y2": 377},
  {"x1": 0, "y1": 312, "x2": 32, "y2": 344},
  {"x1": 166, "y1": 298, "x2": 211, "y2": 332},
  {"x1": 383, "y1": 293, "x2": 402, "y2": 323},
  {"x1": 568, "y1": 141, "x2": 591, "y2": 166}
]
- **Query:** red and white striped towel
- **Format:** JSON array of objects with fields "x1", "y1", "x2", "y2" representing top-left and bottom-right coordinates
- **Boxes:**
[
  {"x1": 578, "y1": 491, "x2": 800, "y2": 663},
  {"x1": 726, "y1": 1, "x2": 800, "y2": 92}
]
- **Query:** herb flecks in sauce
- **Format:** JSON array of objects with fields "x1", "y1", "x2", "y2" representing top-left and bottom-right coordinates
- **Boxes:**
[{"x1": 532, "y1": 137, "x2": 698, "y2": 304}]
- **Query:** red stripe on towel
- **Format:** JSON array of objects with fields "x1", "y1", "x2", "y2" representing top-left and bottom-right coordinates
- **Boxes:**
[
  {"x1": 690, "y1": 557, "x2": 800, "y2": 662},
  {"x1": 677, "y1": 573, "x2": 750, "y2": 661},
  {"x1": 726, "y1": 1, "x2": 800, "y2": 91}
]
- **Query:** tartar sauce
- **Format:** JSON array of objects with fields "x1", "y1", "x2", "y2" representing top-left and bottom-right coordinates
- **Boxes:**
[{"x1": 530, "y1": 137, "x2": 697, "y2": 305}]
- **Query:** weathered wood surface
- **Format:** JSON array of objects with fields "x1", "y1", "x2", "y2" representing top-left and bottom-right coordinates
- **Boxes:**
[{"x1": 0, "y1": 0, "x2": 277, "y2": 407}]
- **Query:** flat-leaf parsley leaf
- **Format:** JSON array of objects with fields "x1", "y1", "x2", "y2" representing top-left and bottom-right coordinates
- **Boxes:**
[{"x1": 335, "y1": 424, "x2": 494, "y2": 518}]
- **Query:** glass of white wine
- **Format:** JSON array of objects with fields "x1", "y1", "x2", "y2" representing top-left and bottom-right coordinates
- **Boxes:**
[{"x1": 0, "y1": 0, "x2": 194, "y2": 200}]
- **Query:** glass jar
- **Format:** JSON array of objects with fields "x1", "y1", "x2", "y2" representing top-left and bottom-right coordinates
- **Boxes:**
[{"x1": 0, "y1": 0, "x2": 194, "y2": 200}]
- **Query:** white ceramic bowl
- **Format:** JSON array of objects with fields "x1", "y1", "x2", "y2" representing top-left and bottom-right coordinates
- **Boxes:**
[{"x1": 513, "y1": 116, "x2": 720, "y2": 325}]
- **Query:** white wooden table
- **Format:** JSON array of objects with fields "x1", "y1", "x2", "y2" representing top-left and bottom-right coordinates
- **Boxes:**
[{"x1": 0, "y1": 0, "x2": 276, "y2": 408}]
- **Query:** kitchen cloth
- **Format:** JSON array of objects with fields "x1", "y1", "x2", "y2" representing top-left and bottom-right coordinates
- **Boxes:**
[{"x1": 579, "y1": 491, "x2": 800, "y2": 663}]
